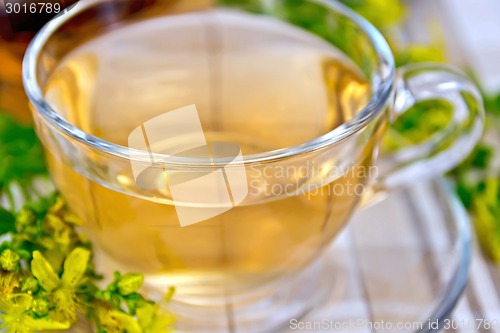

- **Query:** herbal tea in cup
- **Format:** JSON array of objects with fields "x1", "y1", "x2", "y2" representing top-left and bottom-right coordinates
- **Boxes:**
[{"x1": 24, "y1": 0, "x2": 483, "y2": 331}]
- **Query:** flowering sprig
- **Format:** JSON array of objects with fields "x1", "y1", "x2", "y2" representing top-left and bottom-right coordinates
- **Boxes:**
[{"x1": 0, "y1": 196, "x2": 175, "y2": 333}]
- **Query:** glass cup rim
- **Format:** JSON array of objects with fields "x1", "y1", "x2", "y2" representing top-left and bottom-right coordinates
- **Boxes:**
[{"x1": 23, "y1": 0, "x2": 395, "y2": 167}]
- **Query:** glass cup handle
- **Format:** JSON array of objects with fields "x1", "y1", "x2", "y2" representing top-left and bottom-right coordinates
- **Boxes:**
[{"x1": 375, "y1": 63, "x2": 485, "y2": 190}]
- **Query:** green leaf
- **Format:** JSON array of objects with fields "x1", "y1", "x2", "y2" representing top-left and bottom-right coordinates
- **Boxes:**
[
  {"x1": 123, "y1": 293, "x2": 147, "y2": 315},
  {"x1": 31, "y1": 251, "x2": 60, "y2": 292},
  {"x1": 341, "y1": 0, "x2": 406, "y2": 28},
  {"x1": 384, "y1": 99, "x2": 454, "y2": 151},
  {"x1": 61, "y1": 247, "x2": 90, "y2": 288},
  {"x1": 473, "y1": 198, "x2": 500, "y2": 262},
  {"x1": 394, "y1": 44, "x2": 446, "y2": 67},
  {"x1": 0, "y1": 114, "x2": 47, "y2": 193},
  {"x1": 469, "y1": 145, "x2": 493, "y2": 169},
  {"x1": 0, "y1": 207, "x2": 16, "y2": 235},
  {"x1": 456, "y1": 182, "x2": 473, "y2": 210},
  {"x1": 117, "y1": 273, "x2": 144, "y2": 296},
  {"x1": 484, "y1": 93, "x2": 500, "y2": 117}
]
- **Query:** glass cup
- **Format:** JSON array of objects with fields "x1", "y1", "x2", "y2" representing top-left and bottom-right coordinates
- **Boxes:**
[{"x1": 23, "y1": 0, "x2": 484, "y2": 331}]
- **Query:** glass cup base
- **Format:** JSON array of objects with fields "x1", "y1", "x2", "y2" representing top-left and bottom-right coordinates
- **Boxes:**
[
  {"x1": 91, "y1": 251, "x2": 339, "y2": 333},
  {"x1": 140, "y1": 258, "x2": 337, "y2": 333}
]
